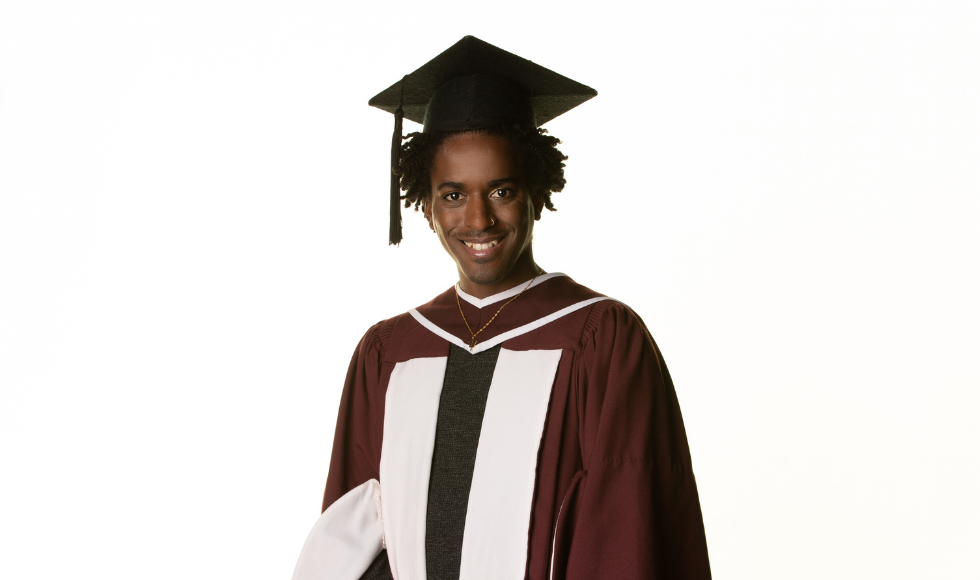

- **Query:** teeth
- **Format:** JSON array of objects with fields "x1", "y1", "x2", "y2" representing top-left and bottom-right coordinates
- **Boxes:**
[{"x1": 465, "y1": 240, "x2": 498, "y2": 250}]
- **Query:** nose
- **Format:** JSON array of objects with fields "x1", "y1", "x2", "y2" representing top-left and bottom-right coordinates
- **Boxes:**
[{"x1": 463, "y1": 194, "x2": 494, "y2": 231}]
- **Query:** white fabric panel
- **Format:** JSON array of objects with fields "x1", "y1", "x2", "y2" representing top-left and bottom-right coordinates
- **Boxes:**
[
  {"x1": 455, "y1": 272, "x2": 567, "y2": 308},
  {"x1": 381, "y1": 356, "x2": 448, "y2": 580},
  {"x1": 291, "y1": 479, "x2": 385, "y2": 580},
  {"x1": 409, "y1": 297, "x2": 612, "y2": 356},
  {"x1": 458, "y1": 348, "x2": 564, "y2": 580}
]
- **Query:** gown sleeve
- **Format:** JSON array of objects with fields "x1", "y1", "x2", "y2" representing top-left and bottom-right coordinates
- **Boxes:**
[
  {"x1": 322, "y1": 322, "x2": 388, "y2": 511},
  {"x1": 553, "y1": 302, "x2": 711, "y2": 580}
]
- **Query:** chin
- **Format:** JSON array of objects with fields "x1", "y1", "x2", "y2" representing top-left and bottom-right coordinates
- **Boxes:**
[{"x1": 459, "y1": 262, "x2": 509, "y2": 286}]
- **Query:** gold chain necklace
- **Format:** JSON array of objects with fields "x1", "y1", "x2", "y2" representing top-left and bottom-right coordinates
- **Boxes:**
[{"x1": 455, "y1": 270, "x2": 543, "y2": 351}]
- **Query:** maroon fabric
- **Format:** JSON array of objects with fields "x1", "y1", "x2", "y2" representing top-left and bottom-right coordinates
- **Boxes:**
[{"x1": 322, "y1": 275, "x2": 711, "y2": 579}]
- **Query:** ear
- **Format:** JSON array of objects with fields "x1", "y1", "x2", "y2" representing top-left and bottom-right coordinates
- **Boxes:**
[
  {"x1": 532, "y1": 193, "x2": 545, "y2": 221},
  {"x1": 423, "y1": 198, "x2": 435, "y2": 231}
]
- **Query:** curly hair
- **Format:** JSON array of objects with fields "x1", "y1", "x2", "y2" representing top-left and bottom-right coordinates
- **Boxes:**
[{"x1": 396, "y1": 125, "x2": 568, "y2": 213}]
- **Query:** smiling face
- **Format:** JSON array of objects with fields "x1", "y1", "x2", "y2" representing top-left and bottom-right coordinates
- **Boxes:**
[{"x1": 425, "y1": 131, "x2": 545, "y2": 299}]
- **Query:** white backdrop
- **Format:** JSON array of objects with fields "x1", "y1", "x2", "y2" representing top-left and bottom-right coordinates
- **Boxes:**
[{"x1": 1, "y1": 1, "x2": 978, "y2": 578}]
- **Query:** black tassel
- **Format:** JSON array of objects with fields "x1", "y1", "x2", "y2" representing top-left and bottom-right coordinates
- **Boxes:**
[{"x1": 388, "y1": 106, "x2": 404, "y2": 246}]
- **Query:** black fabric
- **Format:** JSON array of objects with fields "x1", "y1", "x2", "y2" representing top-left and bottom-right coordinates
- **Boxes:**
[
  {"x1": 423, "y1": 74, "x2": 535, "y2": 133},
  {"x1": 368, "y1": 36, "x2": 596, "y2": 128},
  {"x1": 358, "y1": 549, "x2": 392, "y2": 580},
  {"x1": 425, "y1": 344, "x2": 502, "y2": 580},
  {"x1": 388, "y1": 105, "x2": 403, "y2": 245}
]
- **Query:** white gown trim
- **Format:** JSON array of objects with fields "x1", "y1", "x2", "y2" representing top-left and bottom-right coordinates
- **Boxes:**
[
  {"x1": 409, "y1": 296, "x2": 611, "y2": 355},
  {"x1": 454, "y1": 272, "x2": 567, "y2": 308}
]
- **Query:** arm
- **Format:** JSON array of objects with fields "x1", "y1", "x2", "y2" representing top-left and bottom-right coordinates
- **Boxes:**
[{"x1": 554, "y1": 303, "x2": 711, "y2": 580}]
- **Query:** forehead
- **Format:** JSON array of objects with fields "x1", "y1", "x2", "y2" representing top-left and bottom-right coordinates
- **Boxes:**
[{"x1": 431, "y1": 132, "x2": 522, "y2": 182}]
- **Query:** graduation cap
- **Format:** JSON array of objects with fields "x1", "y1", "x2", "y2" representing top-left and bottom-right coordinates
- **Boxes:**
[{"x1": 369, "y1": 35, "x2": 597, "y2": 245}]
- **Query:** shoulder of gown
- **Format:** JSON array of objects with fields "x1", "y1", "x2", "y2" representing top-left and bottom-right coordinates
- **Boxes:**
[{"x1": 551, "y1": 298, "x2": 712, "y2": 579}]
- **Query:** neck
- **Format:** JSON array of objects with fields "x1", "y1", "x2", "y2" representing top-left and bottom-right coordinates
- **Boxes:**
[{"x1": 457, "y1": 253, "x2": 541, "y2": 299}]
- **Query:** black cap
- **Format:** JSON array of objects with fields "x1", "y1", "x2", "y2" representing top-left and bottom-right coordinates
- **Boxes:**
[{"x1": 371, "y1": 36, "x2": 597, "y2": 244}]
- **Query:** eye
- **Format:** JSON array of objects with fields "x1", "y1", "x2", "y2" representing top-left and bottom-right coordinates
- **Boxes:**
[
  {"x1": 489, "y1": 188, "x2": 514, "y2": 198},
  {"x1": 442, "y1": 191, "x2": 462, "y2": 201}
]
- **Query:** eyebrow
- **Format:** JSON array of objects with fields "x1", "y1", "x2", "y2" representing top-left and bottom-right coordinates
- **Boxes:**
[
  {"x1": 436, "y1": 181, "x2": 466, "y2": 190},
  {"x1": 488, "y1": 177, "x2": 519, "y2": 188},
  {"x1": 435, "y1": 177, "x2": 520, "y2": 190}
]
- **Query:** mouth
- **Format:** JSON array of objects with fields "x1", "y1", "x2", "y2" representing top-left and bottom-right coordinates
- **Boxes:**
[
  {"x1": 457, "y1": 235, "x2": 505, "y2": 259},
  {"x1": 463, "y1": 240, "x2": 499, "y2": 250}
]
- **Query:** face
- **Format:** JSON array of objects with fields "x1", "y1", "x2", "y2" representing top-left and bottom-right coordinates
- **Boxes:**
[{"x1": 425, "y1": 131, "x2": 544, "y2": 299}]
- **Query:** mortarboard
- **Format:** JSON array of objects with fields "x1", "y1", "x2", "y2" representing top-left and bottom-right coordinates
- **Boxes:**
[{"x1": 369, "y1": 36, "x2": 597, "y2": 245}]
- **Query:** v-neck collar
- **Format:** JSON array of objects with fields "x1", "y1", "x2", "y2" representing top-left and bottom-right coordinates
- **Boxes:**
[{"x1": 454, "y1": 272, "x2": 567, "y2": 309}]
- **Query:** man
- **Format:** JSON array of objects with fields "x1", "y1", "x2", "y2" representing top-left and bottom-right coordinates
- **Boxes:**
[{"x1": 292, "y1": 36, "x2": 711, "y2": 580}]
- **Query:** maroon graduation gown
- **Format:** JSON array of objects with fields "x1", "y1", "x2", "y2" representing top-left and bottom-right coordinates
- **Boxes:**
[{"x1": 321, "y1": 274, "x2": 710, "y2": 579}]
